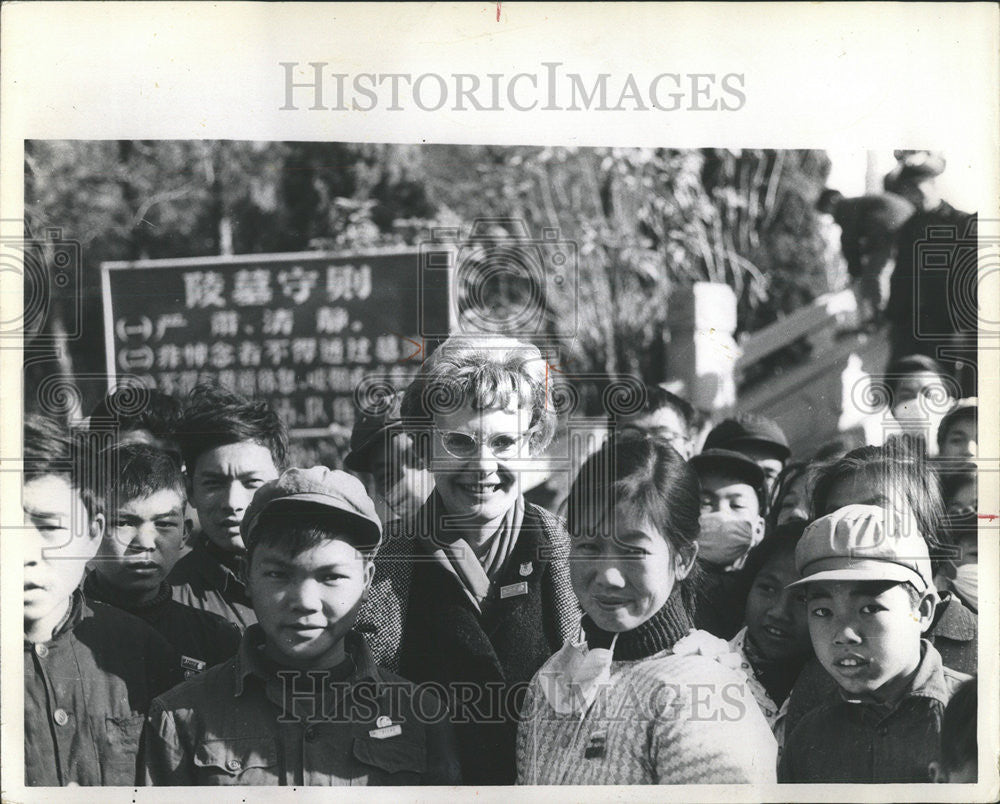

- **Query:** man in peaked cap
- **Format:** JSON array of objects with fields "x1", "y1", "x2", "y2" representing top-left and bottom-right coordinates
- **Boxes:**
[{"x1": 703, "y1": 412, "x2": 791, "y2": 496}]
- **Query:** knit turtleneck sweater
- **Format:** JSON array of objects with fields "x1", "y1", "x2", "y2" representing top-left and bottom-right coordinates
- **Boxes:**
[
  {"x1": 518, "y1": 589, "x2": 778, "y2": 785},
  {"x1": 581, "y1": 590, "x2": 693, "y2": 661}
]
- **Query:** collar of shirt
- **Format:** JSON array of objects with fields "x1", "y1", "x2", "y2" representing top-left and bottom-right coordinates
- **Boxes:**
[
  {"x1": 729, "y1": 626, "x2": 787, "y2": 722},
  {"x1": 233, "y1": 625, "x2": 381, "y2": 698},
  {"x1": 23, "y1": 587, "x2": 86, "y2": 648},
  {"x1": 838, "y1": 639, "x2": 951, "y2": 714},
  {"x1": 83, "y1": 571, "x2": 172, "y2": 612},
  {"x1": 931, "y1": 592, "x2": 976, "y2": 642},
  {"x1": 189, "y1": 533, "x2": 246, "y2": 593}
]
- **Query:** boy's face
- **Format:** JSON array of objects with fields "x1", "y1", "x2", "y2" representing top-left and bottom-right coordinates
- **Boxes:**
[
  {"x1": 23, "y1": 474, "x2": 104, "y2": 628},
  {"x1": 247, "y1": 537, "x2": 374, "y2": 670},
  {"x1": 699, "y1": 472, "x2": 761, "y2": 519},
  {"x1": 940, "y1": 418, "x2": 977, "y2": 459},
  {"x1": 744, "y1": 550, "x2": 810, "y2": 662},
  {"x1": 189, "y1": 441, "x2": 279, "y2": 553},
  {"x1": 806, "y1": 580, "x2": 935, "y2": 701},
  {"x1": 95, "y1": 488, "x2": 187, "y2": 597}
]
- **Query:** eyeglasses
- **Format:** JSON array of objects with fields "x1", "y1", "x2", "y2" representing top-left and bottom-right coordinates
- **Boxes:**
[{"x1": 434, "y1": 429, "x2": 534, "y2": 460}]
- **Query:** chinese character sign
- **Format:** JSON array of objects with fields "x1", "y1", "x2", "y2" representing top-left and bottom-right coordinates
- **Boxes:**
[{"x1": 101, "y1": 250, "x2": 450, "y2": 432}]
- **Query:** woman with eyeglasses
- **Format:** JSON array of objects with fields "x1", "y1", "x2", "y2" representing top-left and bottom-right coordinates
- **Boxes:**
[{"x1": 357, "y1": 334, "x2": 581, "y2": 785}]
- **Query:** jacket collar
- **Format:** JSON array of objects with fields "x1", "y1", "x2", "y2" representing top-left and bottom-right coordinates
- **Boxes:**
[
  {"x1": 24, "y1": 587, "x2": 86, "y2": 647},
  {"x1": 840, "y1": 639, "x2": 952, "y2": 711},
  {"x1": 234, "y1": 625, "x2": 380, "y2": 697},
  {"x1": 190, "y1": 533, "x2": 245, "y2": 592},
  {"x1": 931, "y1": 592, "x2": 976, "y2": 642},
  {"x1": 83, "y1": 571, "x2": 172, "y2": 612}
]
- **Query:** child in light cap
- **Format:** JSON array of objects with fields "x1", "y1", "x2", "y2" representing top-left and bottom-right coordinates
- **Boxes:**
[
  {"x1": 779, "y1": 504, "x2": 971, "y2": 783},
  {"x1": 143, "y1": 466, "x2": 460, "y2": 786}
]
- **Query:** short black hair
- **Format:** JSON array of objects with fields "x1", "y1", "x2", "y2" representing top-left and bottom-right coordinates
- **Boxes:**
[
  {"x1": 741, "y1": 518, "x2": 807, "y2": 587},
  {"x1": 937, "y1": 403, "x2": 976, "y2": 452},
  {"x1": 885, "y1": 354, "x2": 953, "y2": 398},
  {"x1": 940, "y1": 677, "x2": 977, "y2": 774},
  {"x1": 612, "y1": 386, "x2": 697, "y2": 433},
  {"x1": 89, "y1": 387, "x2": 182, "y2": 441},
  {"x1": 24, "y1": 414, "x2": 103, "y2": 519},
  {"x1": 102, "y1": 442, "x2": 185, "y2": 513},
  {"x1": 176, "y1": 384, "x2": 289, "y2": 474},
  {"x1": 811, "y1": 441, "x2": 944, "y2": 554}
]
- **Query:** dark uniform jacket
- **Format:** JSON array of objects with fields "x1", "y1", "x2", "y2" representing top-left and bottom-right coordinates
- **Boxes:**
[
  {"x1": 142, "y1": 628, "x2": 461, "y2": 786},
  {"x1": 783, "y1": 590, "x2": 977, "y2": 740},
  {"x1": 167, "y1": 533, "x2": 256, "y2": 630},
  {"x1": 84, "y1": 573, "x2": 241, "y2": 677},
  {"x1": 24, "y1": 590, "x2": 183, "y2": 786},
  {"x1": 779, "y1": 641, "x2": 968, "y2": 783},
  {"x1": 356, "y1": 500, "x2": 581, "y2": 785}
]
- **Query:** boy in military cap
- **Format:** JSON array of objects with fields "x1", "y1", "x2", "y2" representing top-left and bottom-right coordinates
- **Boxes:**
[
  {"x1": 779, "y1": 504, "x2": 970, "y2": 783},
  {"x1": 143, "y1": 467, "x2": 460, "y2": 786},
  {"x1": 23, "y1": 416, "x2": 182, "y2": 786}
]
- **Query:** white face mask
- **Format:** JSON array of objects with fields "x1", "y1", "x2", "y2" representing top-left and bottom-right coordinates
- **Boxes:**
[
  {"x1": 951, "y1": 563, "x2": 978, "y2": 611},
  {"x1": 537, "y1": 637, "x2": 617, "y2": 716},
  {"x1": 698, "y1": 512, "x2": 763, "y2": 571}
]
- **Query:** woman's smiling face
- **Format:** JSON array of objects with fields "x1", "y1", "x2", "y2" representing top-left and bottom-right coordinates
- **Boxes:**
[
  {"x1": 431, "y1": 401, "x2": 533, "y2": 528},
  {"x1": 570, "y1": 505, "x2": 693, "y2": 632}
]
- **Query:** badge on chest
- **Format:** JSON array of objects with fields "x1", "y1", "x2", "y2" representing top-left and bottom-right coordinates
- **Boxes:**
[{"x1": 584, "y1": 729, "x2": 607, "y2": 759}]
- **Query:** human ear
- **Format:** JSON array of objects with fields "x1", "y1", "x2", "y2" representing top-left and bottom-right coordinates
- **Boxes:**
[
  {"x1": 917, "y1": 591, "x2": 938, "y2": 632},
  {"x1": 674, "y1": 542, "x2": 699, "y2": 581},
  {"x1": 928, "y1": 761, "x2": 945, "y2": 783},
  {"x1": 89, "y1": 512, "x2": 106, "y2": 544}
]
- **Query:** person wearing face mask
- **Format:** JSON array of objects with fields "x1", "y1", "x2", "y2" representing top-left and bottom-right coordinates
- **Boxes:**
[
  {"x1": 517, "y1": 434, "x2": 776, "y2": 785},
  {"x1": 935, "y1": 461, "x2": 978, "y2": 613},
  {"x1": 688, "y1": 448, "x2": 768, "y2": 639},
  {"x1": 357, "y1": 335, "x2": 581, "y2": 786}
]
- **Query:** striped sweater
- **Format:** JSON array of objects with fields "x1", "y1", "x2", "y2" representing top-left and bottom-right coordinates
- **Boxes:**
[{"x1": 517, "y1": 644, "x2": 778, "y2": 785}]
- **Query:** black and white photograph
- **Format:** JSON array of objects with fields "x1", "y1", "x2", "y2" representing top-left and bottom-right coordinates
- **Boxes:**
[{"x1": 2, "y1": 3, "x2": 997, "y2": 801}]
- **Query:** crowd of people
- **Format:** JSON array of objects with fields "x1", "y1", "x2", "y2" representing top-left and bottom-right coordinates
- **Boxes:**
[{"x1": 22, "y1": 328, "x2": 980, "y2": 788}]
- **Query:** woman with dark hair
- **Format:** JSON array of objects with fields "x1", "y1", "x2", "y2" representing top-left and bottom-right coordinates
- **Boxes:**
[
  {"x1": 517, "y1": 434, "x2": 776, "y2": 785},
  {"x1": 357, "y1": 335, "x2": 580, "y2": 785}
]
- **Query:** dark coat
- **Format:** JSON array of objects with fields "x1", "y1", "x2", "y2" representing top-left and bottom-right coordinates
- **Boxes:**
[
  {"x1": 24, "y1": 591, "x2": 182, "y2": 786},
  {"x1": 356, "y1": 500, "x2": 581, "y2": 785}
]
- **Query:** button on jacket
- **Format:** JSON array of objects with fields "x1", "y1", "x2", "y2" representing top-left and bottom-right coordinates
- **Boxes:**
[
  {"x1": 24, "y1": 590, "x2": 183, "y2": 786},
  {"x1": 142, "y1": 627, "x2": 462, "y2": 786},
  {"x1": 84, "y1": 573, "x2": 241, "y2": 676},
  {"x1": 779, "y1": 641, "x2": 969, "y2": 783},
  {"x1": 167, "y1": 534, "x2": 256, "y2": 630}
]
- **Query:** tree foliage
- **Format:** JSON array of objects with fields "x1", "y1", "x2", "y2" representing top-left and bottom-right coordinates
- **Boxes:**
[{"x1": 23, "y1": 140, "x2": 832, "y2": 418}]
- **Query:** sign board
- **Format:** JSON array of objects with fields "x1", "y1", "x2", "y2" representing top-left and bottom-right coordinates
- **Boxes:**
[{"x1": 101, "y1": 248, "x2": 450, "y2": 435}]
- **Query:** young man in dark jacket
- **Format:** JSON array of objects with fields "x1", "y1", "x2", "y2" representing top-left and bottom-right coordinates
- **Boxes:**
[
  {"x1": 168, "y1": 384, "x2": 287, "y2": 629},
  {"x1": 23, "y1": 416, "x2": 182, "y2": 786},
  {"x1": 85, "y1": 442, "x2": 241, "y2": 676}
]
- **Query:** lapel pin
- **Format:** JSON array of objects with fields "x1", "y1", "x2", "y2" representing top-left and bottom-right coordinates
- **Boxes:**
[{"x1": 519, "y1": 561, "x2": 533, "y2": 577}]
